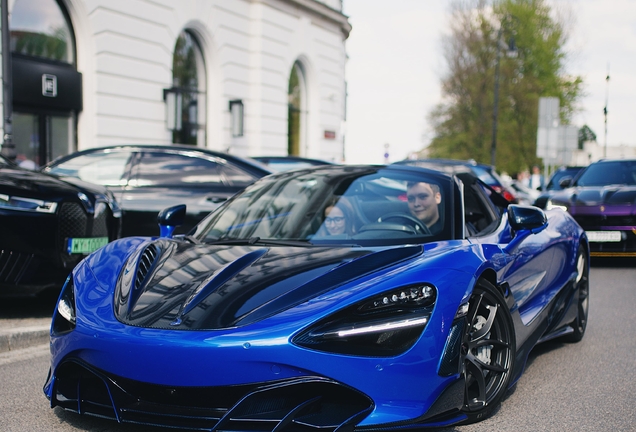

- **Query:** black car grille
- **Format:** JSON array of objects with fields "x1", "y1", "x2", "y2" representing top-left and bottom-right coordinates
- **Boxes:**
[
  {"x1": 58, "y1": 202, "x2": 88, "y2": 242},
  {"x1": 50, "y1": 360, "x2": 374, "y2": 431},
  {"x1": 573, "y1": 215, "x2": 636, "y2": 228},
  {"x1": 588, "y1": 230, "x2": 636, "y2": 257},
  {"x1": 1, "y1": 199, "x2": 117, "y2": 292},
  {"x1": 0, "y1": 250, "x2": 36, "y2": 284}
]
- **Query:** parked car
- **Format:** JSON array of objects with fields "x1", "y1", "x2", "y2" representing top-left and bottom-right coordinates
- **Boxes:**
[
  {"x1": 533, "y1": 165, "x2": 586, "y2": 208},
  {"x1": 393, "y1": 158, "x2": 519, "y2": 203},
  {"x1": 0, "y1": 153, "x2": 121, "y2": 297},
  {"x1": 45, "y1": 163, "x2": 589, "y2": 429},
  {"x1": 545, "y1": 158, "x2": 636, "y2": 257},
  {"x1": 42, "y1": 145, "x2": 272, "y2": 237},
  {"x1": 546, "y1": 165, "x2": 586, "y2": 191},
  {"x1": 253, "y1": 155, "x2": 335, "y2": 172},
  {"x1": 508, "y1": 179, "x2": 541, "y2": 205}
]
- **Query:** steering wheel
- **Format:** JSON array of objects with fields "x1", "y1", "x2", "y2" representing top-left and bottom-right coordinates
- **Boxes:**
[{"x1": 379, "y1": 212, "x2": 431, "y2": 235}]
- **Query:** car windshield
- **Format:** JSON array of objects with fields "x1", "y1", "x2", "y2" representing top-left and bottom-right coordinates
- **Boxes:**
[
  {"x1": 575, "y1": 161, "x2": 636, "y2": 187},
  {"x1": 191, "y1": 166, "x2": 453, "y2": 246},
  {"x1": 546, "y1": 168, "x2": 583, "y2": 190}
]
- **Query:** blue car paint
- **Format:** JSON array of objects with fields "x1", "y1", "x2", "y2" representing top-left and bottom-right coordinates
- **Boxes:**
[
  {"x1": 44, "y1": 165, "x2": 588, "y2": 430},
  {"x1": 48, "y1": 239, "x2": 483, "y2": 425}
]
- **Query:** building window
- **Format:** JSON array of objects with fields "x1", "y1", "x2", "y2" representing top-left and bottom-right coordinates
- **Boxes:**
[
  {"x1": 10, "y1": 0, "x2": 75, "y2": 65},
  {"x1": 169, "y1": 30, "x2": 206, "y2": 146},
  {"x1": 8, "y1": 0, "x2": 79, "y2": 167}
]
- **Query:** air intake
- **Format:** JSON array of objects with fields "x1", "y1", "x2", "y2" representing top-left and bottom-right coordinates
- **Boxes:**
[{"x1": 135, "y1": 243, "x2": 160, "y2": 291}]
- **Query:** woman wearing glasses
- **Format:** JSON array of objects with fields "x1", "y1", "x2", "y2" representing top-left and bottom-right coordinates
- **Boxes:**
[{"x1": 319, "y1": 197, "x2": 357, "y2": 236}]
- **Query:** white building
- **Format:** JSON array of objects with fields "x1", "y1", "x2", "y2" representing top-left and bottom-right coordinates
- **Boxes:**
[
  {"x1": 570, "y1": 141, "x2": 636, "y2": 166},
  {"x1": 0, "y1": 0, "x2": 351, "y2": 166}
]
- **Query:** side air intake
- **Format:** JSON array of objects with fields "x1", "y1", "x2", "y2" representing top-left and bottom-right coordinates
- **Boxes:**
[{"x1": 135, "y1": 243, "x2": 160, "y2": 291}]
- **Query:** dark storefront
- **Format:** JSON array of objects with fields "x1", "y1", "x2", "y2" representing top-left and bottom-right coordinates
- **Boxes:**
[{"x1": 8, "y1": 0, "x2": 81, "y2": 168}]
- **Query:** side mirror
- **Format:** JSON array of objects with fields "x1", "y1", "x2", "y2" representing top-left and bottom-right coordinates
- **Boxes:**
[
  {"x1": 558, "y1": 176, "x2": 572, "y2": 189},
  {"x1": 507, "y1": 204, "x2": 548, "y2": 234},
  {"x1": 157, "y1": 204, "x2": 186, "y2": 238}
]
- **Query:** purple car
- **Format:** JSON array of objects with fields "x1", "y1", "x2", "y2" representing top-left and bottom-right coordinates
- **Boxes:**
[{"x1": 546, "y1": 159, "x2": 636, "y2": 258}]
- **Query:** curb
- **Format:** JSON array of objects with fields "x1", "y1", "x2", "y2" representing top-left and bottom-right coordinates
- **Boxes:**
[{"x1": 0, "y1": 325, "x2": 50, "y2": 353}]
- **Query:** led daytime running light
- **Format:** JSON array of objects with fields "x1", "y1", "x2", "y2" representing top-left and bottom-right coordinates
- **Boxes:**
[{"x1": 333, "y1": 317, "x2": 429, "y2": 337}]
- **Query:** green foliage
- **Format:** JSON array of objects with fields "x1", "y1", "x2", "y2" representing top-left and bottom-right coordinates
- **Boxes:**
[
  {"x1": 12, "y1": 29, "x2": 68, "y2": 62},
  {"x1": 578, "y1": 124, "x2": 597, "y2": 149},
  {"x1": 426, "y1": 0, "x2": 583, "y2": 175}
]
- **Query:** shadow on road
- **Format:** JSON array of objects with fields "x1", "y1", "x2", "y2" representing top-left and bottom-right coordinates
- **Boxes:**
[
  {"x1": 591, "y1": 257, "x2": 634, "y2": 268},
  {"x1": 0, "y1": 292, "x2": 58, "y2": 320}
]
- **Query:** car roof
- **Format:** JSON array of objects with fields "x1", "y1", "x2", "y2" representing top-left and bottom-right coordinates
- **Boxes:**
[
  {"x1": 44, "y1": 144, "x2": 273, "y2": 176},
  {"x1": 253, "y1": 155, "x2": 334, "y2": 164},
  {"x1": 396, "y1": 158, "x2": 489, "y2": 167}
]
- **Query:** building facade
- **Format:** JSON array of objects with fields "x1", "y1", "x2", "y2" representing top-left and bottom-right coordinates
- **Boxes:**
[{"x1": 0, "y1": 0, "x2": 350, "y2": 167}]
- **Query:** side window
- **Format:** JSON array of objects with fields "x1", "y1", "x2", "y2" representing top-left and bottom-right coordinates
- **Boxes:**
[
  {"x1": 464, "y1": 182, "x2": 498, "y2": 237},
  {"x1": 49, "y1": 151, "x2": 133, "y2": 186},
  {"x1": 220, "y1": 164, "x2": 258, "y2": 186},
  {"x1": 132, "y1": 152, "x2": 223, "y2": 187}
]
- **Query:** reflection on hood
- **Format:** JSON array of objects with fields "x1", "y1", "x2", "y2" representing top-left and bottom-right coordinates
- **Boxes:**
[{"x1": 114, "y1": 239, "x2": 423, "y2": 330}]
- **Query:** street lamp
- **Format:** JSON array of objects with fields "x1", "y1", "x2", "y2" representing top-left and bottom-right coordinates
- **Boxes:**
[{"x1": 490, "y1": 23, "x2": 517, "y2": 168}]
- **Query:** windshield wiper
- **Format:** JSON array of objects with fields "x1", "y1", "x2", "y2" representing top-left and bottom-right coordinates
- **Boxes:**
[{"x1": 203, "y1": 236, "x2": 313, "y2": 247}]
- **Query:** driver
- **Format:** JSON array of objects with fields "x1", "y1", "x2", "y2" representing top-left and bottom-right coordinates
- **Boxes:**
[{"x1": 406, "y1": 181, "x2": 442, "y2": 233}]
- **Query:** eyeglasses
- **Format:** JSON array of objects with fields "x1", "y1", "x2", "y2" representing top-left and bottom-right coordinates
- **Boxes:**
[{"x1": 325, "y1": 216, "x2": 345, "y2": 224}]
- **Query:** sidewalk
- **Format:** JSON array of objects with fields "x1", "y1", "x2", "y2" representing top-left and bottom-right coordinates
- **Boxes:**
[
  {"x1": 0, "y1": 318, "x2": 51, "y2": 353},
  {"x1": 0, "y1": 295, "x2": 56, "y2": 353}
]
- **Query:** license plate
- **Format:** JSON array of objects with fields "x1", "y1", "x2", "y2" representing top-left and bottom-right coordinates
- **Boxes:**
[
  {"x1": 67, "y1": 237, "x2": 109, "y2": 254},
  {"x1": 586, "y1": 231, "x2": 622, "y2": 243}
]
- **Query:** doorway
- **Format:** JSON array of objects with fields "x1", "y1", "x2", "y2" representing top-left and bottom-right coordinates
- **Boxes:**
[{"x1": 13, "y1": 111, "x2": 75, "y2": 169}]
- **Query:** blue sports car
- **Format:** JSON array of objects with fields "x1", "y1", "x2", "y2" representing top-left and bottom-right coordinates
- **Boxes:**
[{"x1": 44, "y1": 164, "x2": 589, "y2": 430}]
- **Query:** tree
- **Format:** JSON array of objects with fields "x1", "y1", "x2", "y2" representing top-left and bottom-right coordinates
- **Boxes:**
[
  {"x1": 578, "y1": 124, "x2": 596, "y2": 149},
  {"x1": 424, "y1": 0, "x2": 583, "y2": 175}
]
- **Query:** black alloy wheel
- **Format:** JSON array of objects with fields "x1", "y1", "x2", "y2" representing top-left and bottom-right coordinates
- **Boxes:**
[
  {"x1": 564, "y1": 245, "x2": 589, "y2": 343},
  {"x1": 460, "y1": 279, "x2": 516, "y2": 424}
]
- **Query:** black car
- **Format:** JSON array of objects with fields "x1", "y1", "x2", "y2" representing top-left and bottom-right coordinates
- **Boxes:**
[
  {"x1": 545, "y1": 159, "x2": 636, "y2": 258},
  {"x1": 533, "y1": 166, "x2": 586, "y2": 208},
  {"x1": 393, "y1": 158, "x2": 519, "y2": 203},
  {"x1": 1, "y1": 153, "x2": 122, "y2": 297},
  {"x1": 253, "y1": 155, "x2": 335, "y2": 172},
  {"x1": 42, "y1": 145, "x2": 272, "y2": 237}
]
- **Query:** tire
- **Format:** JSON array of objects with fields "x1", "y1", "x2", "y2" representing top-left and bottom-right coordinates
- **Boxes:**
[
  {"x1": 563, "y1": 245, "x2": 589, "y2": 343},
  {"x1": 460, "y1": 279, "x2": 516, "y2": 424}
]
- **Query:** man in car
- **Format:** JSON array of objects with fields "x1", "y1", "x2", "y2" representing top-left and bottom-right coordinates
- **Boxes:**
[{"x1": 406, "y1": 181, "x2": 442, "y2": 233}]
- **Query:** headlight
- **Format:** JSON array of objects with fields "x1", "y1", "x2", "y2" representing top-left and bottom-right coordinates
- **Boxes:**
[
  {"x1": 293, "y1": 284, "x2": 437, "y2": 357},
  {"x1": 0, "y1": 193, "x2": 57, "y2": 213},
  {"x1": 546, "y1": 199, "x2": 568, "y2": 211},
  {"x1": 52, "y1": 276, "x2": 76, "y2": 335}
]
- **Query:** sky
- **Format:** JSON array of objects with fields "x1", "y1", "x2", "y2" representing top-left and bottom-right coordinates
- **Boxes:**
[{"x1": 341, "y1": 0, "x2": 636, "y2": 165}]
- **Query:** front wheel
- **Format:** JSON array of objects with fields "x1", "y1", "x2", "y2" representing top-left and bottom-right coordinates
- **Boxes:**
[
  {"x1": 563, "y1": 245, "x2": 589, "y2": 343},
  {"x1": 461, "y1": 279, "x2": 516, "y2": 424}
]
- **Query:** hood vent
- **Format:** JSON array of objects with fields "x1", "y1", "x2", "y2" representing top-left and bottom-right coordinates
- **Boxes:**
[{"x1": 135, "y1": 243, "x2": 160, "y2": 291}]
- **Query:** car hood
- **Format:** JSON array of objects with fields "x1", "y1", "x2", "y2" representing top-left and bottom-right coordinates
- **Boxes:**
[
  {"x1": 0, "y1": 164, "x2": 110, "y2": 200},
  {"x1": 553, "y1": 185, "x2": 636, "y2": 207},
  {"x1": 113, "y1": 239, "x2": 423, "y2": 330}
]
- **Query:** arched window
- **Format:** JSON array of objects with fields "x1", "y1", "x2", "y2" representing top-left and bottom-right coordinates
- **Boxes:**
[
  {"x1": 169, "y1": 30, "x2": 206, "y2": 146},
  {"x1": 288, "y1": 62, "x2": 306, "y2": 156},
  {"x1": 10, "y1": 0, "x2": 75, "y2": 64}
]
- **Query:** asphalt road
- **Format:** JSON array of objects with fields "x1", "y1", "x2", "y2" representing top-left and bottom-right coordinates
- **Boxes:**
[{"x1": 0, "y1": 260, "x2": 634, "y2": 431}]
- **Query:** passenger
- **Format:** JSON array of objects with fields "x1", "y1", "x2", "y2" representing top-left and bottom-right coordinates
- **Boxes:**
[
  {"x1": 406, "y1": 181, "x2": 442, "y2": 233},
  {"x1": 319, "y1": 197, "x2": 357, "y2": 236}
]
